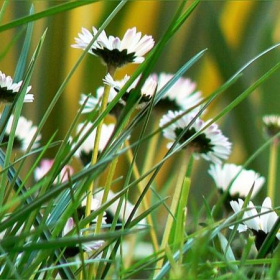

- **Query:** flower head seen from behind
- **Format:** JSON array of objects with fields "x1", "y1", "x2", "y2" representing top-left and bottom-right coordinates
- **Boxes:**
[
  {"x1": 72, "y1": 27, "x2": 154, "y2": 69},
  {"x1": 159, "y1": 111, "x2": 231, "y2": 164},
  {"x1": 74, "y1": 122, "x2": 115, "y2": 166},
  {"x1": 209, "y1": 163, "x2": 265, "y2": 200},
  {"x1": 79, "y1": 86, "x2": 119, "y2": 114},
  {"x1": 230, "y1": 197, "x2": 280, "y2": 253},
  {"x1": 2, "y1": 115, "x2": 41, "y2": 151},
  {"x1": 0, "y1": 71, "x2": 33, "y2": 103},
  {"x1": 103, "y1": 73, "x2": 157, "y2": 110},
  {"x1": 93, "y1": 189, "x2": 146, "y2": 229},
  {"x1": 155, "y1": 72, "x2": 202, "y2": 112},
  {"x1": 263, "y1": 115, "x2": 280, "y2": 141},
  {"x1": 62, "y1": 217, "x2": 104, "y2": 258}
]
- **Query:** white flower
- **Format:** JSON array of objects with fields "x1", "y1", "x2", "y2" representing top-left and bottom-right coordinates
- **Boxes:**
[
  {"x1": 62, "y1": 217, "x2": 104, "y2": 258},
  {"x1": 155, "y1": 72, "x2": 202, "y2": 111},
  {"x1": 79, "y1": 87, "x2": 119, "y2": 114},
  {"x1": 208, "y1": 163, "x2": 265, "y2": 199},
  {"x1": 34, "y1": 159, "x2": 74, "y2": 184},
  {"x1": 74, "y1": 122, "x2": 115, "y2": 166},
  {"x1": 72, "y1": 27, "x2": 154, "y2": 68},
  {"x1": 2, "y1": 115, "x2": 41, "y2": 151},
  {"x1": 93, "y1": 189, "x2": 146, "y2": 227},
  {"x1": 263, "y1": 114, "x2": 280, "y2": 138},
  {"x1": 103, "y1": 73, "x2": 157, "y2": 109},
  {"x1": 230, "y1": 197, "x2": 280, "y2": 251},
  {"x1": 0, "y1": 71, "x2": 33, "y2": 103},
  {"x1": 159, "y1": 111, "x2": 231, "y2": 164}
]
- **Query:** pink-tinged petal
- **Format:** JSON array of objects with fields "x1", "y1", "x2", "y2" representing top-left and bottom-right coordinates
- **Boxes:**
[{"x1": 63, "y1": 218, "x2": 75, "y2": 236}]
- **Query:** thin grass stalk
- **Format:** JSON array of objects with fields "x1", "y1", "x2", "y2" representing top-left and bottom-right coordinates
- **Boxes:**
[
  {"x1": 267, "y1": 139, "x2": 278, "y2": 205},
  {"x1": 155, "y1": 150, "x2": 191, "y2": 272},
  {"x1": 86, "y1": 67, "x2": 117, "y2": 280},
  {"x1": 85, "y1": 70, "x2": 116, "y2": 224},
  {"x1": 89, "y1": 153, "x2": 120, "y2": 278},
  {"x1": 173, "y1": 177, "x2": 190, "y2": 256},
  {"x1": 124, "y1": 139, "x2": 159, "y2": 252},
  {"x1": 0, "y1": 0, "x2": 9, "y2": 24}
]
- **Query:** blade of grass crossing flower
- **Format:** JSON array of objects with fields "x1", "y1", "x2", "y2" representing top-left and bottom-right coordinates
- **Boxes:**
[
  {"x1": 100, "y1": 1, "x2": 205, "y2": 276},
  {"x1": 0, "y1": 154, "x2": 76, "y2": 279},
  {"x1": 0, "y1": 30, "x2": 47, "y2": 208},
  {"x1": 0, "y1": 8, "x2": 35, "y2": 206},
  {"x1": 9, "y1": 228, "x2": 142, "y2": 254},
  {"x1": 32, "y1": 0, "x2": 127, "y2": 165},
  {"x1": 257, "y1": 216, "x2": 280, "y2": 258},
  {"x1": 225, "y1": 185, "x2": 254, "y2": 256}
]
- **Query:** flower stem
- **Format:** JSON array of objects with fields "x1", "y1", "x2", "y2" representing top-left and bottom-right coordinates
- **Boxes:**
[
  {"x1": 267, "y1": 139, "x2": 278, "y2": 205},
  {"x1": 86, "y1": 66, "x2": 116, "y2": 280},
  {"x1": 124, "y1": 139, "x2": 159, "y2": 252},
  {"x1": 155, "y1": 150, "x2": 191, "y2": 272},
  {"x1": 84, "y1": 67, "x2": 116, "y2": 224}
]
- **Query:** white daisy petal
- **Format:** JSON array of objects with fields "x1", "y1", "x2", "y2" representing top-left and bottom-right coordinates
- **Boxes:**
[
  {"x1": 0, "y1": 71, "x2": 33, "y2": 103},
  {"x1": 74, "y1": 122, "x2": 115, "y2": 166},
  {"x1": 2, "y1": 114, "x2": 41, "y2": 151},
  {"x1": 72, "y1": 26, "x2": 154, "y2": 68},
  {"x1": 159, "y1": 110, "x2": 231, "y2": 164},
  {"x1": 103, "y1": 74, "x2": 157, "y2": 110},
  {"x1": 208, "y1": 163, "x2": 265, "y2": 198},
  {"x1": 155, "y1": 73, "x2": 202, "y2": 112},
  {"x1": 230, "y1": 197, "x2": 280, "y2": 252}
]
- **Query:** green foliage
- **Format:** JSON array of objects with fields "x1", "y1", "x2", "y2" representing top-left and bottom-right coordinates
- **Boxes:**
[{"x1": 0, "y1": 1, "x2": 280, "y2": 279}]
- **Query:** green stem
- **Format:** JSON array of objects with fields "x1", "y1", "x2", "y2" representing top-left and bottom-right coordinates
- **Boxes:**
[
  {"x1": 84, "y1": 67, "x2": 116, "y2": 224},
  {"x1": 0, "y1": 0, "x2": 9, "y2": 24},
  {"x1": 125, "y1": 139, "x2": 159, "y2": 252},
  {"x1": 155, "y1": 150, "x2": 191, "y2": 271},
  {"x1": 95, "y1": 156, "x2": 119, "y2": 234},
  {"x1": 267, "y1": 139, "x2": 278, "y2": 205}
]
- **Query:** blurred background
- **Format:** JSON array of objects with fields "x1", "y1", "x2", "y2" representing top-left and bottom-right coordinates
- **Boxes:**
[{"x1": 1, "y1": 1, "x2": 280, "y2": 209}]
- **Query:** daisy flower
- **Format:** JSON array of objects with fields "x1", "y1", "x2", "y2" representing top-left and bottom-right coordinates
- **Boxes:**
[
  {"x1": 208, "y1": 163, "x2": 265, "y2": 200},
  {"x1": 79, "y1": 86, "x2": 120, "y2": 114},
  {"x1": 93, "y1": 189, "x2": 146, "y2": 228},
  {"x1": 103, "y1": 73, "x2": 157, "y2": 109},
  {"x1": 263, "y1": 115, "x2": 280, "y2": 139},
  {"x1": 155, "y1": 72, "x2": 202, "y2": 112},
  {"x1": 0, "y1": 71, "x2": 33, "y2": 103},
  {"x1": 72, "y1": 27, "x2": 154, "y2": 68},
  {"x1": 62, "y1": 217, "x2": 104, "y2": 258},
  {"x1": 74, "y1": 122, "x2": 115, "y2": 166},
  {"x1": 2, "y1": 115, "x2": 41, "y2": 151},
  {"x1": 77, "y1": 189, "x2": 146, "y2": 230},
  {"x1": 230, "y1": 197, "x2": 280, "y2": 252},
  {"x1": 78, "y1": 195, "x2": 107, "y2": 224},
  {"x1": 159, "y1": 111, "x2": 231, "y2": 164},
  {"x1": 34, "y1": 159, "x2": 74, "y2": 184}
]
